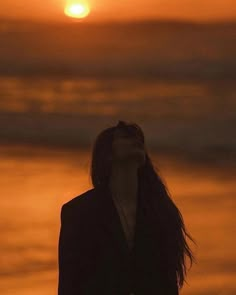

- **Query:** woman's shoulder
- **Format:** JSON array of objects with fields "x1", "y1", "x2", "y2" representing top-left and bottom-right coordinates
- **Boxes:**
[
  {"x1": 59, "y1": 188, "x2": 101, "y2": 231},
  {"x1": 61, "y1": 188, "x2": 97, "y2": 216},
  {"x1": 64, "y1": 188, "x2": 95, "y2": 206}
]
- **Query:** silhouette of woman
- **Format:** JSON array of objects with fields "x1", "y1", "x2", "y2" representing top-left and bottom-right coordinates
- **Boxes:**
[{"x1": 58, "y1": 120, "x2": 196, "y2": 295}]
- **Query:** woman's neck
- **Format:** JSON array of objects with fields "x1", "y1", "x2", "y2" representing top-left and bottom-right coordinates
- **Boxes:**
[{"x1": 109, "y1": 165, "x2": 138, "y2": 204}]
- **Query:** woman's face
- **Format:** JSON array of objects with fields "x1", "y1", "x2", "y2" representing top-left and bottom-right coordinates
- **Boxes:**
[{"x1": 111, "y1": 127, "x2": 146, "y2": 167}]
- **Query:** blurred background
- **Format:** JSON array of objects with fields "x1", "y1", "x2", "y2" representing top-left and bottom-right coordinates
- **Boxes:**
[{"x1": 0, "y1": 0, "x2": 235, "y2": 294}]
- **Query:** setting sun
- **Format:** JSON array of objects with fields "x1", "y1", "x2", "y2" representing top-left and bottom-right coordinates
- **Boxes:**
[{"x1": 64, "y1": 1, "x2": 90, "y2": 19}]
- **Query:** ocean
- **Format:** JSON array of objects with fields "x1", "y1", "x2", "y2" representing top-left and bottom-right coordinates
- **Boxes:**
[{"x1": 0, "y1": 145, "x2": 235, "y2": 294}]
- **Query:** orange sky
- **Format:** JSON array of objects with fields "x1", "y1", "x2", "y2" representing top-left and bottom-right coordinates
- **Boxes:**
[{"x1": 0, "y1": 0, "x2": 235, "y2": 22}]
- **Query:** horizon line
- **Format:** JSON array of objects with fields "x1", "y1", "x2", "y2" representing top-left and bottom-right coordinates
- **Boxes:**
[{"x1": 1, "y1": 16, "x2": 236, "y2": 26}]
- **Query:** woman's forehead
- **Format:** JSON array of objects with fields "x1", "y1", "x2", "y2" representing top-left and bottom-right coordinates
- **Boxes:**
[
  {"x1": 114, "y1": 125, "x2": 140, "y2": 137},
  {"x1": 114, "y1": 128, "x2": 126, "y2": 135}
]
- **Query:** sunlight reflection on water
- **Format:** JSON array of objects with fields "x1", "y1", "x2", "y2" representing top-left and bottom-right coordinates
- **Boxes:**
[{"x1": 0, "y1": 145, "x2": 235, "y2": 294}]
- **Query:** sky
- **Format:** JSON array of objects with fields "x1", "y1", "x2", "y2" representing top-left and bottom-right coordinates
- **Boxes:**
[{"x1": 0, "y1": 0, "x2": 235, "y2": 22}]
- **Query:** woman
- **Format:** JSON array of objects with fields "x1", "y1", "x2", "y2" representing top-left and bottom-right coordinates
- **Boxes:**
[{"x1": 58, "y1": 120, "x2": 196, "y2": 295}]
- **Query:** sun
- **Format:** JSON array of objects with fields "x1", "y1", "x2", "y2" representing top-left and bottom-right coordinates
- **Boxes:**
[{"x1": 64, "y1": 1, "x2": 90, "y2": 19}]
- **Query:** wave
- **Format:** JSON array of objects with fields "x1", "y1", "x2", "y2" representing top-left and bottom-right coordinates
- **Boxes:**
[{"x1": 0, "y1": 19, "x2": 235, "y2": 79}]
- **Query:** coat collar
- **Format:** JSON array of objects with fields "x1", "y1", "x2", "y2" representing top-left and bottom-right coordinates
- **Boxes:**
[{"x1": 94, "y1": 183, "x2": 144, "y2": 258}]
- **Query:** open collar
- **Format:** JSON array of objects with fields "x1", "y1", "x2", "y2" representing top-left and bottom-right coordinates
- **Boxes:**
[{"x1": 94, "y1": 183, "x2": 144, "y2": 258}]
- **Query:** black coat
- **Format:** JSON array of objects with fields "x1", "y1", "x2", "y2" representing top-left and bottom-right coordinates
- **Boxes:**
[{"x1": 58, "y1": 184, "x2": 179, "y2": 295}]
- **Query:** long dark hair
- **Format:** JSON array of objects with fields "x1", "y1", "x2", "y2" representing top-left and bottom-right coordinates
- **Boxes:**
[{"x1": 89, "y1": 120, "x2": 197, "y2": 289}]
